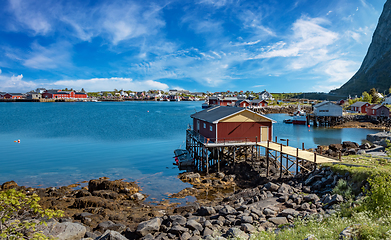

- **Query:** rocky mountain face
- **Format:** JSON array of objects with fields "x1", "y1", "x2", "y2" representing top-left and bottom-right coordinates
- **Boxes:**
[{"x1": 330, "y1": 0, "x2": 391, "y2": 97}]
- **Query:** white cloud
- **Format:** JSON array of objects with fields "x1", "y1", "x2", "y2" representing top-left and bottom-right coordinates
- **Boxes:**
[
  {"x1": 0, "y1": 72, "x2": 37, "y2": 92},
  {"x1": 7, "y1": 0, "x2": 52, "y2": 35},
  {"x1": 51, "y1": 77, "x2": 169, "y2": 92},
  {"x1": 323, "y1": 59, "x2": 359, "y2": 83},
  {"x1": 197, "y1": 0, "x2": 231, "y2": 8},
  {"x1": 252, "y1": 17, "x2": 339, "y2": 70},
  {"x1": 22, "y1": 42, "x2": 73, "y2": 70}
]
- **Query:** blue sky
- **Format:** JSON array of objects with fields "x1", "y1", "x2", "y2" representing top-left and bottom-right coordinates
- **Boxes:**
[{"x1": 0, "y1": 0, "x2": 386, "y2": 93}]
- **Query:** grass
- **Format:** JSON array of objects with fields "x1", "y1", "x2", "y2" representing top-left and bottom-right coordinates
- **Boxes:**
[
  {"x1": 250, "y1": 211, "x2": 391, "y2": 240},
  {"x1": 246, "y1": 153, "x2": 391, "y2": 240}
]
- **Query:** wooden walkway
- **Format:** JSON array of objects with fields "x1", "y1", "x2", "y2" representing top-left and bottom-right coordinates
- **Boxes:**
[{"x1": 257, "y1": 141, "x2": 340, "y2": 164}]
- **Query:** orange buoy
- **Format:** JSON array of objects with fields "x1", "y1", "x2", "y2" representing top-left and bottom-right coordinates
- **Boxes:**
[
  {"x1": 18, "y1": 139, "x2": 20, "y2": 143},
  {"x1": 307, "y1": 125, "x2": 310, "y2": 128}
]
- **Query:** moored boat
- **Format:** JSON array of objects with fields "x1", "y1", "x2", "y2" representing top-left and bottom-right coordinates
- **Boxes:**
[
  {"x1": 201, "y1": 101, "x2": 209, "y2": 108},
  {"x1": 174, "y1": 149, "x2": 194, "y2": 167}
]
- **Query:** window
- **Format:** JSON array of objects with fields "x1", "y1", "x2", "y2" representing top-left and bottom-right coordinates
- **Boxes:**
[
  {"x1": 203, "y1": 123, "x2": 206, "y2": 128},
  {"x1": 210, "y1": 126, "x2": 213, "y2": 131}
]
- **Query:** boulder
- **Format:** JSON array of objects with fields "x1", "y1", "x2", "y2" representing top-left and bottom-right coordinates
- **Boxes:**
[
  {"x1": 219, "y1": 205, "x2": 236, "y2": 215},
  {"x1": 131, "y1": 193, "x2": 145, "y2": 201},
  {"x1": 1, "y1": 181, "x2": 18, "y2": 190},
  {"x1": 342, "y1": 141, "x2": 359, "y2": 149},
  {"x1": 223, "y1": 227, "x2": 249, "y2": 240},
  {"x1": 96, "y1": 221, "x2": 126, "y2": 233},
  {"x1": 280, "y1": 208, "x2": 299, "y2": 218},
  {"x1": 322, "y1": 194, "x2": 344, "y2": 207},
  {"x1": 303, "y1": 194, "x2": 320, "y2": 203},
  {"x1": 179, "y1": 173, "x2": 201, "y2": 183},
  {"x1": 36, "y1": 221, "x2": 86, "y2": 240},
  {"x1": 136, "y1": 217, "x2": 162, "y2": 237},
  {"x1": 197, "y1": 206, "x2": 216, "y2": 216},
  {"x1": 329, "y1": 144, "x2": 343, "y2": 152},
  {"x1": 241, "y1": 223, "x2": 256, "y2": 233},
  {"x1": 71, "y1": 196, "x2": 118, "y2": 210},
  {"x1": 186, "y1": 220, "x2": 203, "y2": 232},
  {"x1": 96, "y1": 230, "x2": 128, "y2": 240},
  {"x1": 264, "y1": 182, "x2": 279, "y2": 192},
  {"x1": 169, "y1": 215, "x2": 187, "y2": 226},
  {"x1": 277, "y1": 183, "x2": 292, "y2": 194},
  {"x1": 92, "y1": 190, "x2": 120, "y2": 200},
  {"x1": 88, "y1": 178, "x2": 139, "y2": 194},
  {"x1": 169, "y1": 225, "x2": 188, "y2": 235},
  {"x1": 240, "y1": 216, "x2": 253, "y2": 224},
  {"x1": 268, "y1": 217, "x2": 288, "y2": 225}
]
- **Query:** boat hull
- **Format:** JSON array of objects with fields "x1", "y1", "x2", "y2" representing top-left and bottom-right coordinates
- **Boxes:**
[{"x1": 174, "y1": 149, "x2": 194, "y2": 167}]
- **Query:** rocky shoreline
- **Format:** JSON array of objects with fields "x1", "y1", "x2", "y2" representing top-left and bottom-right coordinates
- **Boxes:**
[
  {"x1": 2, "y1": 132, "x2": 389, "y2": 240},
  {"x1": 0, "y1": 149, "x2": 371, "y2": 240}
]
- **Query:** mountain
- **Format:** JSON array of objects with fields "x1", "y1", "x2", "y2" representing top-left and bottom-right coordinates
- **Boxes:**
[{"x1": 330, "y1": 0, "x2": 391, "y2": 97}]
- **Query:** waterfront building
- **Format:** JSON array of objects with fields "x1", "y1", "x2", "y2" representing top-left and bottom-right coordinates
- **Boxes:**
[
  {"x1": 350, "y1": 101, "x2": 371, "y2": 113},
  {"x1": 366, "y1": 104, "x2": 390, "y2": 117},
  {"x1": 26, "y1": 93, "x2": 41, "y2": 100},
  {"x1": 258, "y1": 90, "x2": 274, "y2": 100},
  {"x1": 3, "y1": 93, "x2": 24, "y2": 99},
  {"x1": 42, "y1": 90, "x2": 87, "y2": 99},
  {"x1": 190, "y1": 106, "x2": 276, "y2": 143},
  {"x1": 313, "y1": 101, "x2": 343, "y2": 117}
]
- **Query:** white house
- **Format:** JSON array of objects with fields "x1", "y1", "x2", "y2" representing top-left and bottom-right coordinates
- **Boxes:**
[
  {"x1": 313, "y1": 101, "x2": 343, "y2": 117},
  {"x1": 258, "y1": 90, "x2": 274, "y2": 100},
  {"x1": 384, "y1": 94, "x2": 391, "y2": 105}
]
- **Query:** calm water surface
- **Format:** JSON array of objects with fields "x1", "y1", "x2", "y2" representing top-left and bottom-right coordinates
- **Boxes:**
[{"x1": 0, "y1": 102, "x2": 378, "y2": 201}]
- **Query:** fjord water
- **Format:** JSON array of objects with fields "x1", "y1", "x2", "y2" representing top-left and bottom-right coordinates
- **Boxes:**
[{"x1": 0, "y1": 102, "x2": 377, "y2": 201}]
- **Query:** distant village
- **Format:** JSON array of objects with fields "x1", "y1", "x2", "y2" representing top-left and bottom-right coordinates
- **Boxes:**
[{"x1": 2, "y1": 87, "x2": 391, "y2": 119}]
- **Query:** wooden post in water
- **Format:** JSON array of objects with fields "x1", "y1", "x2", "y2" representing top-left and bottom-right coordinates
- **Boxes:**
[
  {"x1": 302, "y1": 142, "x2": 305, "y2": 150},
  {"x1": 218, "y1": 147, "x2": 220, "y2": 173},
  {"x1": 206, "y1": 149, "x2": 209, "y2": 175},
  {"x1": 280, "y1": 143, "x2": 283, "y2": 178},
  {"x1": 296, "y1": 148, "x2": 299, "y2": 174},
  {"x1": 266, "y1": 141, "x2": 270, "y2": 177},
  {"x1": 233, "y1": 147, "x2": 236, "y2": 167}
]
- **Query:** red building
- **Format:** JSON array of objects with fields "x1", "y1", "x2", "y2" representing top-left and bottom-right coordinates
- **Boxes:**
[
  {"x1": 3, "y1": 93, "x2": 23, "y2": 99},
  {"x1": 250, "y1": 100, "x2": 268, "y2": 108},
  {"x1": 350, "y1": 101, "x2": 371, "y2": 113},
  {"x1": 366, "y1": 104, "x2": 390, "y2": 117},
  {"x1": 42, "y1": 90, "x2": 87, "y2": 99},
  {"x1": 235, "y1": 100, "x2": 251, "y2": 108},
  {"x1": 191, "y1": 106, "x2": 275, "y2": 143}
]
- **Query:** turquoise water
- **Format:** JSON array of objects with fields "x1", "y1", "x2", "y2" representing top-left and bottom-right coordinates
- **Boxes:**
[{"x1": 0, "y1": 102, "x2": 378, "y2": 201}]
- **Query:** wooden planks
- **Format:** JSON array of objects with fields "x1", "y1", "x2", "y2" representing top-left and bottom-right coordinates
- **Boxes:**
[{"x1": 257, "y1": 141, "x2": 339, "y2": 164}]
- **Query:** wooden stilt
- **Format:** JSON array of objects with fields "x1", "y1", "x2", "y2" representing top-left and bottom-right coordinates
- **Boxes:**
[
  {"x1": 217, "y1": 147, "x2": 220, "y2": 173},
  {"x1": 296, "y1": 148, "x2": 299, "y2": 174},
  {"x1": 266, "y1": 141, "x2": 270, "y2": 177},
  {"x1": 280, "y1": 144, "x2": 283, "y2": 178},
  {"x1": 206, "y1": 149, "x2": 209, "y2": 175}
]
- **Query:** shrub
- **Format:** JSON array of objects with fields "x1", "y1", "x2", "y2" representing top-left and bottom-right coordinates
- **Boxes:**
[
  {"x1": 0, "y1": 189, "x2": 63, "y2": 239},
  {"x1": 363, "y1": 173, "x2": 391, "y2": 214},
  {"x1": 332, "y1": 179, "x2": 354, "y2": 200}
]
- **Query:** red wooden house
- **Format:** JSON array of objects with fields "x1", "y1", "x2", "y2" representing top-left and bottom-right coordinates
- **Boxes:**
[
  {"x1": 250, "y1": 100, "x2": 268, "y2": 108},
  {"x1": 3, "y1": 93, "x2": 23, "y2": 99},
  {"x1": 42, "y1": 90, "x2": 87, "y2": 99},
  {"x1": 191, "y1": 106, "x2": 276, "y2": 143},
  {"x1": 366, "y1": 104, "x2": 390, "y2": 117},
  {"x1": 350, "y1": 101, "x2": 371, "y2": 113},
  {"x1": 235, "y1": 100, "x2": 251, "y2": 108}
]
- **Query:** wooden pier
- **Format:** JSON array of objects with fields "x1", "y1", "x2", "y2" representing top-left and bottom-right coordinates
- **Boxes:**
[{"x1": 186, "y1": 129, "x2": 340, "y2": 177}]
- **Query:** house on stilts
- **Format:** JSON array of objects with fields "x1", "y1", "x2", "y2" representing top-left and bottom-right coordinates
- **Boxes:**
[
  {"x1": 185, "y1": 105, "x2": 341, "y2": 176},
  {"x1": 186, "y1": 106, "x2": 276, "y2": 173}
]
